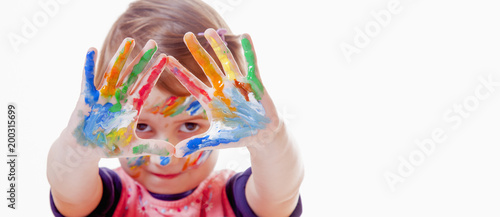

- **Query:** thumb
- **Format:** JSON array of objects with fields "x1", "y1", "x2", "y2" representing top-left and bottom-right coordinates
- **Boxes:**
[
  {"x1": 127, "y1": 138, "x2": 175, "y2": 157},
  {"x1": 174, "y1": 124, "x2": 246, "y2": 158},
  {"x1": 174, "y1": 134, "x2": 210, "y2": 158}
]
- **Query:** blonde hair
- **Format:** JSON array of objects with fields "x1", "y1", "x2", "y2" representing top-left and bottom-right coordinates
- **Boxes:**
[{"x1": 96, "y1": 0, "x2": 244, "y2": 96}]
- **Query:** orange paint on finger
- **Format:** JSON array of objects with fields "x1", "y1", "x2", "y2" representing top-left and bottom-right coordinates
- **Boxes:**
[
  {"x1": 101, "y1": 40, "x2": 133, "y2": 98},
  {"x1": 185, "y1": 34, "x2": 223, "y2": 90},
  {"x1": 185, "y1": 34, "x2": 234, "y2": 111},
  {"x1": 233, "y1": 79, "x2": 253, "y2": 101}
]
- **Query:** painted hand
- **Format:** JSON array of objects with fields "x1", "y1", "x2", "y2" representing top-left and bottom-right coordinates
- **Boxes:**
[
  {"x1": 166, "y1": 29, "x2": 282, "y2": 157},
  {"x1": 69, "y1": 38, "x2": 174, "y2": 158}
]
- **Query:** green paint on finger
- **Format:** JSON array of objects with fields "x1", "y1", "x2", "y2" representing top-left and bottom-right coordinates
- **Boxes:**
[
  {"x1": 110, "y1": 47, "x2": 157, "y2": 112},
  {"x1": 124, "y1": 46, "x2": 157, "y2": 90},
  {"x1": 241, "y1": 38, "x2": 263, "y2": 100},
  {"x1": 133, "y1": 144, "x2": 149, "y2": 154}
]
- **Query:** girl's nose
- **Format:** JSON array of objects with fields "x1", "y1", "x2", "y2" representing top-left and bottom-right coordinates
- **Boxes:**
[{"x1": 150, "y1": 155, "x2": 179, "y2": 166}]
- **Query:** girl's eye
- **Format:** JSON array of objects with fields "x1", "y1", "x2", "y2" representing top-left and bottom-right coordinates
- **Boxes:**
[
  {"x1": 179, "y1": 122, "x2": 200, "y2": 133},
  {"x1": 136, "y1": 123, "x2": 152, "y2": 132}
]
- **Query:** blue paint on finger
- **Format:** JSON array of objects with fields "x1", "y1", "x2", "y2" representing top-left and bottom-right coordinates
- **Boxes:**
[
  {"x1": 84, "y1": 50, "x2": 99, "y2": 105},
  {"x1": 181, "y1": 86, "x2": 269, "y2": 156}
]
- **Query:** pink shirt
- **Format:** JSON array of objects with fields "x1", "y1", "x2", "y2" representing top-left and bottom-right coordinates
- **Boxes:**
[{"x1": 112, "y1": 167, "x2": 236, "y2": 217}]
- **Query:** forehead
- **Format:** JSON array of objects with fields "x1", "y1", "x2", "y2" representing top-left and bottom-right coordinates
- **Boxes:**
[
  {"x1": 142, "y1": 88, "x2": 172, "y2": 119},
  {"x1": 145, "y1": 87, "x2": 174, "y2": 105},
  {"x1": 143, "y1": 87, "x2": 204, "y2": 117}
]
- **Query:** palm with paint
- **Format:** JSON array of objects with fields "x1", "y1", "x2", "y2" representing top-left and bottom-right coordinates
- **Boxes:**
[
  {"x1": 166, "y1": 29, "x2": 282, "y2": 157},
  {"x1": 69, "y1": 38, "x2": 174, "y2": 158}
]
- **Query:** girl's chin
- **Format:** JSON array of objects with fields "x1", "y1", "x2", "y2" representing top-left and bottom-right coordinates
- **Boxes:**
[{"x1": 145, "y1": 177, "x2": 196, "y2": 195}]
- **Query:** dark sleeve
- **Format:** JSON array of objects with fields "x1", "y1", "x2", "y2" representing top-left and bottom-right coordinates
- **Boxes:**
[
  {"x1": 50, "y1": 167, "x2": 123, "y2": 217},
  {"x1": 226, "y1": 167, "x2": 303, "y2": 217}
]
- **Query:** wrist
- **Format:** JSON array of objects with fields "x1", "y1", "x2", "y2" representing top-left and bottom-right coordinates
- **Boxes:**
[
  {"x1": 52, "y1": 129, "x2": 102, "y2": 164},
  {"x1": 246, "y1": 117, "x2": 290, "y2": 156}
]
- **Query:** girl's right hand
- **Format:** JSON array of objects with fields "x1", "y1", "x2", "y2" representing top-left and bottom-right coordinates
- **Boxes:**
[{"x1": 61, "y1": 38, "x2": 175, "y2": 159}]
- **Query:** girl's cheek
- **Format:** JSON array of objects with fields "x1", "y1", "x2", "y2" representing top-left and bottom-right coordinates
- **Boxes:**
[
  {"x1": 135, "y1": 131, "x2": 155, "y2": 139},
  {"x1": 181, "y1": 150, "x2": 212, "y2": 171},
  {"x1": 123, "y1": 156, "x2": 150, "y2": 178},
  {"x1": 177, "y1": 122, "x2": 210, "y2": 140},
  {"x1": 126, "y1": 156, "x2": 150, "y2": 170}
]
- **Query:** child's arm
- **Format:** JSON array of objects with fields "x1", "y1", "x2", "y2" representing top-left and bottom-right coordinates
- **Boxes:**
[
  {"x1": 46, "y1": 39, "x2": 174, "y2": 216},
  {"x1": 245, "y1": 125, "x2": 304, "y2": 216},
  {"x1": 165, "y1": 29, "x2": 304, "y2": 216},
  {"x1": 47, "y1": 135, "x2": 103, "y2": 216},
  {"x1": 240, "y1": 34, "x2": 303, "y2": 216}
]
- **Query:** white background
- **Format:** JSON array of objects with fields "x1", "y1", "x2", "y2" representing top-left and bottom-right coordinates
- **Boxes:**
[{"x1": 2, "y1": 0, "x2": 500, "y2": 216}]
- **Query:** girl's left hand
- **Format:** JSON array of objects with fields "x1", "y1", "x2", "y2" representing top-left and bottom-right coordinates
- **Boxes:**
[{"x1": 166, "y1": 29, "x2": 283, "y2": 157}]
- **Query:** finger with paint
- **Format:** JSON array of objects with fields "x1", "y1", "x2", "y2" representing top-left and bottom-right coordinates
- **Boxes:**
[
  {"x1": 73, "y1": 38, "x2": 175, "y2": 158},
  {"x1": 166, "y1": 29, "x2": 281, "y2": 157}
]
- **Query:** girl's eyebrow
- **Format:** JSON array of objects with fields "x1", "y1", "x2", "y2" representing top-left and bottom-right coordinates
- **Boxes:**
[
  {"x1": 137, "y1": 112, "x2": 156, "y2": 123},
  {"x1": 172, "y1": 115, "x2": 207, "y2": 123}
]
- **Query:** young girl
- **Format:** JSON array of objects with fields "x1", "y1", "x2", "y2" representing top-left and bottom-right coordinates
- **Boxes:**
[{"x1": 47, "y1": 0, "x2": 303, "y2": 216}]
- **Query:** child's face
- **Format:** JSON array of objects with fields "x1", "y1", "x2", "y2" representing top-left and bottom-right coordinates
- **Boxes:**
[{"x1": 119, "y1": 87, "x2": 217, "y2": 194}]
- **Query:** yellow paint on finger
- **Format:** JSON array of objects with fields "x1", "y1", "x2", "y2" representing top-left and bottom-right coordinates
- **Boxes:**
[
  {"x1": 207, "y1": 35, "x2": 238, "y2": 80},
  {"x1": 105, "y1": 127, "x2": 132, "y2": 150},
  {"x1": 185, "y1": 34, "x2": 235, "y2": 111}
]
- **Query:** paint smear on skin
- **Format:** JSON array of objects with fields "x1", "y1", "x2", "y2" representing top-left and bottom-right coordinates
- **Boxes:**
[
  {"x1": 131, "y1": 143, "x2": 170, "y2": 156},
  {"x1": 111, "y1": 46, "x2": 157, "y2": 112},
  {"x1": 186, "y1": 100, "x2": 203, "y2": 116},
  {"x1": 101, "y1": 40, "x2": 133, "y2": 98},
  {"x1": 126, "y1": 155, "x2": 169, "y2": 168},
  {"x1": 75, "y1": 50, "x2": 138, "y2": 156},
  {"x1": 168, "y1": 35, "x2": 269, "y2": 156},
  {"x1": 233, "y1": 79, "x2": 253, "y2": 102},
  {"x1": 241, "y1": 38, "x2": 264, "y2": 100},
  {"x1": 128, "y1": 152, "x2": 208, "y2": 168},
  {"x1": 74, "y1": 102, "x2": 137, "y2": 155},
  {"x1": 155, "y1": 139, "x2": 211, "y2": 168},
  {"x1": 182, "y1": 150, "x2": 212, "y2": 171},
  {"x1": 133, "y1": 57, "x2": 166, "y2": 111},
  {"x1": 158, "y1": 151, "x2": 210, "y2": 167},
  {"x1": 159, "y1": 96, "x2": 185, "y2": 117},
  {"x1": 159, "y1": 151, "x2": 211, "y2": 168},
  {"x1": 185, "y1": 34, "x2": 224, "y2": 92},
  {"x1": 159, "y1": 138, "x2": 171, "y2": 166},
  {"x1": 182, "y1": 154, "x2": 193, "y2": 170},
  {"x1": 206, "y1": 35, "x2": 238, "y2": 80},
  {"x1": 166, "y1": 60, "x2": 211, "y2": 104},
  {"x1": 159, "y1": 156, "x2": 171, "y2": 166},
  {"x1": 132, "y1": 144, "x2": 148, "y2": 154},
  {"x1": 84, "y1": 50, "x2": 99, "y2": 105},
  {"x1": 74, "y1": 48, "x2": 171, "y2": 157},
  {"x1": 148, "y1": 95, "x2": 205, "y2": 117},
  {"x1": 180, "y1": 86, "x2": 269, "y2": 156},
  {"x1": 184, "y1": 34, "x2": 233, "y2": 110},
  {"x1": 127, "y1": 156, "x2": 150, "y2": 170}
]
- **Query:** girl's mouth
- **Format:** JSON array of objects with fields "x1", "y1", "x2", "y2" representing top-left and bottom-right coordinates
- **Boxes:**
[{"x1": 151, "y1": 172, "x2": 181, "y2": 179}]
